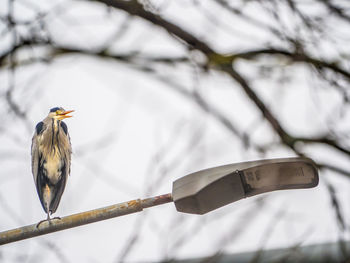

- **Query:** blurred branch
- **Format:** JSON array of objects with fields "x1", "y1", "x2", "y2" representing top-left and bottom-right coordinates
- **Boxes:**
[
  {"x1": 91, "y1": 0, "x2": 214, "y2": 54},
  {"x1": 294, "y1": 136, "x2": 350, "y2": 156},
  {"x1": 323, "y1": 178, "x2": 346, "y2": 231},
  {"x1": 2, "y1": 1, "x2": 349, "y2": 158},
  {"x1": 50, "y1": 45, "x2": 189, "y2": 64},
  {"x1": 88, "y1": 0, "x2": 350, "y2": 160},
  {"x1": 153, "y1": 74, "x2": 241, "y2": 138},
  {"x1": 0, "y1": 38, "x2": 47, "y2": 67},
  {"x1": 319, "y1": 0, "x2": 350, "y2": 23},
  {"x1": 49, "y1": 46, "x2": 350, "y2": 159},
  {"x1": 227, "y1": 48, "x2": 350, "y2": 81},
  {"x1": 213, "y1": 0, "x2": 282, "y2": 37},
  {"x1": 319, "y1": 163, "x2": 350, "y2": 178},
  {"x1": 115, "y1": 121, "x2": 204, "y2": 262},
  {"x1": 0, "y1": 42, "x2": 189, "y2": 68},
  {"x1": 201, "y1": 197, "x2": 266, "y2": 262},
  {"x1": 0, "y1": 193, "x2": 172, "y2": 246},
  {"x1": 250, "y1": 205, "x2": 286, "y2": 263},
  {"x1": 115, "y1": 213, "x2": 145, "y2": 263}
]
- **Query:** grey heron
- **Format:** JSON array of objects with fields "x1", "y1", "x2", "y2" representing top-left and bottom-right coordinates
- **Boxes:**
[{"x1": 31, "y1": 107, "x2": 73, "y2": 224}]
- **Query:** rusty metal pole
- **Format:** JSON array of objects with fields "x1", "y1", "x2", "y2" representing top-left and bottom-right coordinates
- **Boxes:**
[
  {"x1": 0, "y1": 193, "x2": 173, "y2": 246},
  {"x1": 0, "y1": 157, "x2": 319, "y2": 246}
]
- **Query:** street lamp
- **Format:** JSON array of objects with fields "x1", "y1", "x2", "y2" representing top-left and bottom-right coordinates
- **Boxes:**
[
  {"x1": 0, "y1": 157, "x2": 318, "y2": 245},
  {"x1": 173, "y1": 157, "x2": 318, "y2": 214}
]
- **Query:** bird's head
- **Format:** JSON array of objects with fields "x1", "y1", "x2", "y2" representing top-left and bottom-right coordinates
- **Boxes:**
[{"x1": 48, "y1": 107, "x2": 74, "y2": 120}]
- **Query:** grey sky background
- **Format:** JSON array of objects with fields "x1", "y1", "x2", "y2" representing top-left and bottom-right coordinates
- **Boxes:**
[{"x1": 0, "y1": 0, "x2": 350, "y2": 262}]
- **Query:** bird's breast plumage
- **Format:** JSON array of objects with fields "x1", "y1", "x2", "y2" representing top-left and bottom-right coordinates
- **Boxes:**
[
  {"x1": 41, "y1": 145, "x2": 64, "y2": 183},
  {"x1": 32, "y1": 118, "x2": 72, "y2": 183}
]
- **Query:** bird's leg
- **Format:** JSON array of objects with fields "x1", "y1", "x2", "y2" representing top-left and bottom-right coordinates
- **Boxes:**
[{"x1": 47, "y1": 213, "x2": 61, "y2": 223}]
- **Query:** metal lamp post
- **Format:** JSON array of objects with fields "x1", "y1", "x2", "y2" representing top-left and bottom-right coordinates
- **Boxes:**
[{"x1": 0, "y1": 157, "x2": 318, "y2": 245}]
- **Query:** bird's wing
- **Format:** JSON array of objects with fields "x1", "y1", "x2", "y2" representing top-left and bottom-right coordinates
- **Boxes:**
[
  {"x1": 32, "y1": 123, "x2": 50, "y2": 213},
  {"x1": 49, "y1": 159, "x2": 68, "y2": 213},
  {"x1": 60, "y1": 121, "x2": 68, "y2": 135},
  {"x1": 35, "y1": 156, "x2": 50, "y2": 213},
  {"x1": 31, "y1": 123, "x2": 42, "y2": 185}
]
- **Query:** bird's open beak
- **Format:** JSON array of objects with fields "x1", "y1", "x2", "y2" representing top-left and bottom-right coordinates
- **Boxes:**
[{"x1": 57, "y1": 110, "x2": 74, "y2": 120}]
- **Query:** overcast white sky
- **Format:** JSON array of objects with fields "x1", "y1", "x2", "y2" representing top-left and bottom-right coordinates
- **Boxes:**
[{"x1": 0, "y1": 0, "x2": 350, "y2": 262}]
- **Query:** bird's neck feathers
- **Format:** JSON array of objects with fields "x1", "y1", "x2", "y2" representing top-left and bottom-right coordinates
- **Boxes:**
[{"x1": 42, "y1": 118, "x2": 62, "y2": 155}]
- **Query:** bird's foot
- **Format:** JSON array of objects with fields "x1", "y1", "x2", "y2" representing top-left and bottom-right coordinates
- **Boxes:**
[
  {"x1": 36, "y1": 216, "x2": 61, "y2": 228},
  {"x1": 36, "y1": 219, "x2": 49, "y2": 228}
]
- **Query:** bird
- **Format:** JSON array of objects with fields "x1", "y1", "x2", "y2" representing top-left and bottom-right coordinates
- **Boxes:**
[{"x1": 31, "y1": 107, "x2": 73, "y2": 225}]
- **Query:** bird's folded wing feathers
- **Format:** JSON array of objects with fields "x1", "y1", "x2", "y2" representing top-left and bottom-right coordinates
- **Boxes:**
[
  {"x1": 49, "y1": 160, "x2": 68, "y2": 213},
  {"x1": 31, "y1": 133, "x2": 39, "y2": 185}
]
